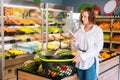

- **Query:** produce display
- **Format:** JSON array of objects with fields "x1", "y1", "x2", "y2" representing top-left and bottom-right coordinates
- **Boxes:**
[
  {"x1": 48, "y1": 34, "x2": 64, "y2": 40},
  {"x1": 22, "y1": 60, "x2": 40, "y2": 72},
  {"x1": 33, "y1": 27, "x2": 42, "y2": 32},
  {"x1": 43, "y1": 61, "x2": 75, "y2": 78},
  {"x1": 41, "y1": 3, "x2": 72, "y2": 55},
  {"x1": 61, "y1": 39, "x2": 71, "y2": 48},
  {"x1": 97, "y1": 17, "x2": 120, "y2": 54},
  {"x1": 48, "y1": 41, "x2": 60, "y2": 50},
  {"x1": 112, "y1": 21, "x2": 120, "y2": 29},
  {"x1": 112, "y1": 45, "x2": 120, "y2": 52},
  {"x1": 22, "y1": 49, "x2": 75, "y2": 79},
  {"x1": 100, "y1": 51, "x2": 116, "y2": 59},
  {"x1": 0, "y1": 49, "x2": 26, "y2": 59},
  {"x1": 18, "y1": 26, "x2": 35, "y2": 34},
  {"x1": 116, "y1": 46, "x2": 120, "y2": 51},
  {"x1": 4, "y1": 27, "x2": 17, "y2": 33},
  {"x1": 104, "y1": 33, "x2": 110, "y2": 40},
  {"x1": 0, "y1": 5, "x2": 42, "y2": 59},
  {"x1": 99, "y1": 22, "x2": 110, "y2": 29},
  {"x1": 112, "y1": 34, "x2": 120, "y2": 41},
  {"x1": 1, "y1": 3, "x2": 74, "y2": 80},
  {"x1": 54, "y1": 49, "x2": 72, "y2": 56},
  {"x1": 8, "y1": 48, "x2": 25, "y2": 55},
  {"x1": 4, "y1": 7, "x2": 24, "y2": 16},
  {"x1": 15, "y1": 41, "x2": 42, "y2": 54},
  {"x1": 4, "y1": 18, "x2": 36, "y2": 25},
  {"x1": 0, "y1": 52, "x2": 11, "y2": 59},
  {"x1": 48, "y1": 26, "x2": 63, "y2": 33}
]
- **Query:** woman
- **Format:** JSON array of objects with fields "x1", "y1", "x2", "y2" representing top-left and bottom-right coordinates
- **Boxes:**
[{"x1": 71, "y1": 7, "x2": 104, "y2": 80}]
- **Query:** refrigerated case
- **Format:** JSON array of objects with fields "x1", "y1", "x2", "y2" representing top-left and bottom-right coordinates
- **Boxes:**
[
  {"x1": 42, "y1": 3, "x2": 73, "y2": 53},
  {"x1": 0, "y1": 1, "x2": 44, "y2": 80},
  {"x1": 0, "y1": 1, "x2": 73, "y2": 80}
]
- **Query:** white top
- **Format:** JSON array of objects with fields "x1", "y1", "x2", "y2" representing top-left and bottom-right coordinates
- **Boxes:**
[{"x1": 74, "y1": 24, "x2": 103, "y2": 75}]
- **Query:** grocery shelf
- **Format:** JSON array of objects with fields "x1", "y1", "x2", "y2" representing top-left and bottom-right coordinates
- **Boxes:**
[
  {"x1": 111, "y1": 41, "x2": 120, "y2": 44},
  {"x1": 112, "y1": 30, "x2": 120, "y2": 33},
  {"x1": 102, "y1": 48, "x2": 110, "y2": 52},
  {"x1": 96, "y1": 17, "x2": 120, "y2": 53},
  {"x1": 111, "y1": 49, "x2": 120, "y2": 52},
  {"x1": 104, "y1": 40, "x2": 110, "y2": 43},
  {"x1": 103, "y1": 29, "x2": 111, "y2": 32}
]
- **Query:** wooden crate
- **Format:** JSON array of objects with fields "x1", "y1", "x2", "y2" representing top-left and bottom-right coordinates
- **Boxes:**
[{"x1": 17, "y1": 69, "x2": 78, "y2": 80}]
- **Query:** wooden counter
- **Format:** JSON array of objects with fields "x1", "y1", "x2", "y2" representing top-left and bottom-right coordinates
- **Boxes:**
[
  {"x1": 17, "y1": 69, "x2": 78, "y2": 80},
  {"x1": 17, "y1": 55, "x2": 119, "y2": 80}
]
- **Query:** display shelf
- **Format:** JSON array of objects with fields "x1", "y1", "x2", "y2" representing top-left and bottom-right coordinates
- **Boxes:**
[
  {"x1": 42, "y1": 3, "x2": 73, "y2": 52},
  {"x1": 0, "y1": 1, "x2": 44, "y2": 80},
  {"x1": 111, "y1": 49, "x2": 120, "y2": 53},
  {"x1": 1, "y1": 3, "x2": 43, "y2": 51},
  {"x1": 111, "y1": 41, "x2": 120, "y2": 44},
  {"x1": 101, "y1": 49, "x2": 110, "y2": 53},
  {"x1": 103, "y1": 29, "x2": 111, "y2": 32},
  {"x1": 104, "y1": 40, "x2": 110, "y2": 43},
  {"x1": 96, "y1": 16, "x2": 120, "y2": 52},
  {"x1": 112, "y1": 30, "x2": 120, "y2": 33},
  {"x1": 0, "y1": 2, "x2": 73, "y2": 80}
]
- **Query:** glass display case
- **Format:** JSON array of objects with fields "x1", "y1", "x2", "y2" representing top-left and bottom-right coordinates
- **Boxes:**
[
  {"x1": 42, "y1": 3, "x2": 73, "y2": 54},
  {"x1": 0, "y1": 1, "x2": 44, "y2": 80},
  {"x1": 0, "y1": 1, "x2": 73, "y2": 80}
]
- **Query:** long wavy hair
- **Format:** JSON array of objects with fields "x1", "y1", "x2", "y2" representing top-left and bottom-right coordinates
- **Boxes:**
[{"x1": 80, "y1": 7, "x2": 96, "y2": 24}]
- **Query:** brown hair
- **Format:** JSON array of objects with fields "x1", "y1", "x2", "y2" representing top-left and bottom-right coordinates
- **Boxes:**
[{"x1": 80, "y1": 7, "x2": 96, "y2": 24}]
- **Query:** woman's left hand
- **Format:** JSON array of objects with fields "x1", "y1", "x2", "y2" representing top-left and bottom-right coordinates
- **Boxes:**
[{"x1": 73, "y1": 55, "x2": 81, "y2": 62}]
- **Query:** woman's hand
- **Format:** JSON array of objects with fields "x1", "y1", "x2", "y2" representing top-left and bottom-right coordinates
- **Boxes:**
[
  {"x1": 73, "y1": 55, "x2": 81, "y2": 62},
  {"x1": 69, "y1": 34, "x2": 76, "y2": 42}
]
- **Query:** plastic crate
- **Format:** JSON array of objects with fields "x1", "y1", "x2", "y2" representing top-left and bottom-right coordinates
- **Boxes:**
[{"x1": 41, "y1": 55, "x2": 76, "y2": 79}]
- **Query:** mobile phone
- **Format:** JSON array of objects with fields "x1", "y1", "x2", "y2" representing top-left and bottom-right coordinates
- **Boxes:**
[{"x1": 68, "y1": 29, "x2": 76, "y2": 38}]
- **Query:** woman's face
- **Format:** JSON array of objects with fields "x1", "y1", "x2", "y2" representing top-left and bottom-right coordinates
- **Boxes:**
[{"x1": 81, "y1": 11, "x2": 89, "y2": 25}]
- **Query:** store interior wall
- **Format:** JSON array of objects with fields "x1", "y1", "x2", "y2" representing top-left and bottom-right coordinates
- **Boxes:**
[
  {"x1": 25, "y1": 0, "x2": 63, "y2": 5},
  {"x1": 40, "y1": 0, "x2": 63, "y2": 5},
  {"x1": 63, "y1": 0, "x2": 120, "y2": 15},
  {"x1": 7, "y1": 0, "x2": 120, "y2": 15},
  {"x1": 3, "y1": 0, "x2": 63, "y2": 5},
  {"x1": 27, "y1": 0, "x2": 120, "y2": 15}
]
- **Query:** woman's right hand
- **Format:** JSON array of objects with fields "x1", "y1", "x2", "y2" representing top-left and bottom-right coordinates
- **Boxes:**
[
  {"x1": 69, "y1": 34, "x2": 76, "y2": 42},
  {"x1": 73, "y1": 55, "x2": 81, "y2": 62}
]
